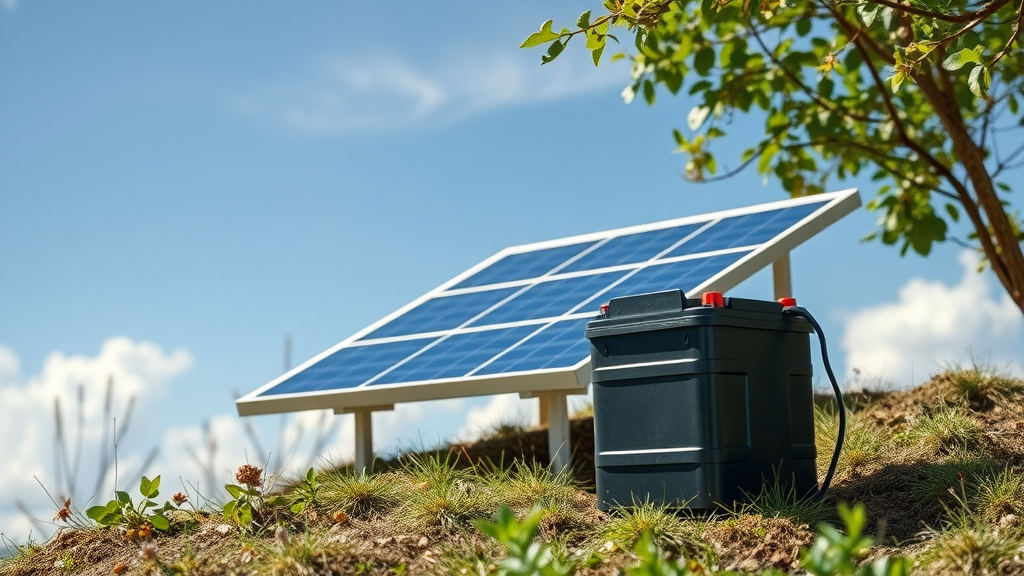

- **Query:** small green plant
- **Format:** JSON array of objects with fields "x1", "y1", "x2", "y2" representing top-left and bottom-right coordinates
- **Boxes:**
[
  {"x1": 288, "y1": 467, "x2": 320, "y2": 514},
  {"x1": 397, "y1": 453, "x2": 496, "y2": 531},
  {"x1": 802, "y1": 503, "x2": 910, "y2": 576},
  {"x1": 815, "y1": 405, "x2": 889, "y2": 478},
  {"x1": 355, "y1": 560, "x2": 376, "y2": 574},
  {"x1": 390, "y1": 562, "x2": 407, "y2": 575},
  {"x1": 623, "y1": 533, "x2": 710, "y2": 576},
  {"x1": 475, "y1": 505, "x2": 573, "y2": 576},
  {"x1": 262, "y1": 528, "x2": 339, "y2": 574},
  {"x1": 86, "y1": 475, "x2": 172, "y2": 533},
  {"x1": 740, "y1": 473, "x2": 827, "y2": 526},
  {"x1": 223, "y1": 464, "x2": 288, "y2": 529},
  {"x1": 595, "y1": 499, "x2": 701, "y2": 555},
  {"x1": 320, "y1": 469, "x2": 400, "y2": 518},
  {"x1": 942, "y1": 360, "x2": 1023, "y2": 401},
  {"x1": 60, "y1": 551, "x2": 75, "y2": 572},
  {"x1": 900, "y1": 405, "x2": 980, "y2": 452}
]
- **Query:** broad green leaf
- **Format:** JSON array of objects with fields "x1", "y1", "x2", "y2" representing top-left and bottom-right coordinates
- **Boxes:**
[
  {"x1": 305, "y1": 467, "x2": 316, "y2": 483},
  {"x1": 238, "y1": 502, "x2": 253, "y2": 526},
  {"x1": 520, "y1": 20, "x2": 561, "y2": 49},
  {"x1": 86, "y1": 505, "x2": 108, "y2": 522},
  {"x1": 222, "y1": 500, "x2": 237, "y2": 517},
  {"x1": 140, "y1": 476, "x2": 152, "y2": 498},
  {"x1": 856, "y1": 4, "x2": 880, "y2": 26},
  {"x1": 224, "y1": 484, "x2": 243, "y2": 499},
  {"x1": 150, "y1": 514, "x2": 170, "y2": 532},
  {"x1": 942, "y1": 48, "x2": 982, "y2": 71},
  {"x1": 541, "y1": 40, "x2": 565, "y2": 65},
  {"x1": 576, "y1": 10, "x2": 591, "y2": 29},
  {"x1": 700, "y1": 0, "x2": 717, "y2": 23},
  {"x1": 115, "y1": 491, "x2": 132, "y2": 507},
  {"x1": 945, "y1": 203, "x2": 960, "y2": 221},
  {"x1": 968, "y1": 64, "x2": 990, "y2": 98},
  {"x1": 1009, "y1": 95, "x2": 1019, "y2": 114},
  {"x1": 643, "y1": 79, "x2": 656, "y2": 105},
  {"x1": 694, "y1": 47, "x2": 715, "y2": 75},
  {"x1": 592, "y1": 43, "x2": 605, "y2": 66},
  {"x1": 796, "y1": 18, "x2": 812, "y2": 36}
]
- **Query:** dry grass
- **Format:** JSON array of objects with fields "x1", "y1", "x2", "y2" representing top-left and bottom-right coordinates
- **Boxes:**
[
  {"x1": 592, "y1": 499, "x2": 704, "y2": 555},
  {"x1": 319, "y1": 470, "x2": 401, "y2": 519}
]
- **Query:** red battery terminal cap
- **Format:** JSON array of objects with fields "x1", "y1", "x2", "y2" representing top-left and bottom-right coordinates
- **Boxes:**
[
  {"x1": 600, "y1": 303, "x2": 610, "y2": 315},
  {"x1": 702, "y1": 291, "x2": 725, "y2": 307},
  {"x1": 778, "y1": 297, "x2": 797, "y2": 307}
]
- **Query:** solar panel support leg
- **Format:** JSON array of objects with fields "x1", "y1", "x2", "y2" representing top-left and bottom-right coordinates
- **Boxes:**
[
  {"x1": 773, "y1": 252, "x2": 792, "y2": 300},
  {"x1": 538, "y1": 398, "x2": 549, "y2": 428},
  {"x1": 545, "y1": 391, "x2": 571, "y2": 473},
  {"x1": 354, "y1": 409, "x2": 373, "y2": 473}
]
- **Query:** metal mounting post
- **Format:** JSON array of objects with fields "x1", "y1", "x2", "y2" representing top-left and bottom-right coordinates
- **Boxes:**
[
  {"x1": 336, "y1": 405, "x2": 394, "y2": 473},
  {"x1": 544, "y1": 391, "x2": 570, "y2": 472},
  {"x1": 773, "y1": 252, "x2": 792, "y2": 300}
]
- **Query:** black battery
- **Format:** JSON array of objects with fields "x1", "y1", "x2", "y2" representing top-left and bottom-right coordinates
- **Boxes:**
[{"x1": 585, "y1": 289, "x2": 818, "y2": 511}]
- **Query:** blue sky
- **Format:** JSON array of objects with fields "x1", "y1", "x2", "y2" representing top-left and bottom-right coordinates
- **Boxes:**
[{"x1": 1, "y1": 1, "x2": 1021, "y2": 538}]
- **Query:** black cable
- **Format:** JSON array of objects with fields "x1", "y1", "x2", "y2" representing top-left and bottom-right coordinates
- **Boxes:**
[{"x1": 782, "y1": 305, "x2": 845, "y2": 501}]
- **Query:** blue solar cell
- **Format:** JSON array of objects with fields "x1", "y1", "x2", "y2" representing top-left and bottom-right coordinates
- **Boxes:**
[
  {"x1": 361, "y1": 287, "x2": 519, "y2": 340},
  {"x1": 258, "y1": 338, "x2": 437, "y2": 396},
  {"x1": 559, "y1": 224, "x2": 703, "y2": 273},
  {"x1": 664, "y1": 201, "x2": 826, "y2": 258},
  {"x1": 371, "y1": 325, "x2": 539, "y2": 385},
  {"x1": 591, "y1": 251, "x2": 752, "y2": 306},
  {"x1": 469, "y1": 271, "x2": 626, "y2": 326},
  {"x1": 451, "y1": 242, "x2": 597, "y2": 289},
  {"x1": 476, "y1": 318, "x2": 592, "y2": 375}
]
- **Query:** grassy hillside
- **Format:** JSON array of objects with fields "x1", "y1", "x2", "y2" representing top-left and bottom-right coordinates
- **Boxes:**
[{"x1": 2, "y1": 365, "x2": 1023, "y2": 575}]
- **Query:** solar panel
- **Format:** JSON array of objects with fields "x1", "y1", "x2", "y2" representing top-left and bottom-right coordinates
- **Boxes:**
[{"x1": 237, "y1": 189, "x2": 860, "y2": 417}]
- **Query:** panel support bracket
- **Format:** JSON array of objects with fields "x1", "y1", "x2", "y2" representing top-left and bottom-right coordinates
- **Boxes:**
[
  {"x1": 773, "y1": 252, "x2": 792, "y2": 301},
  {"x1": 334, "y1": 405, "x2": 394, "y2": 472},
  {"x1": 529, "y1": 391, "x2": 572, "y2": 472}
]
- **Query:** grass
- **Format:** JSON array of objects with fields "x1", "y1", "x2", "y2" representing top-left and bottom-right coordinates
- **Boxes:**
[
  {"x1": 393, "y1": 452, "x2": 497, "y2": 532},
  {"x1": 815, "y1": 404, "x2": 890, "y2": 478},
  {"x1": 594, "y1": 499, "x2": 703, "y2": 555},
  {"x1": 319, "y1": 469, "x2": 401, "y2": 519},
  {"x1": 908, "y1": 450, "x2": 994, "y2": 511},
  {"x1": 941, "y1": 360, "x2": 1023, "y2": 402},
  {"x1": 900, "y1": 404, "x2": 981, "y2": 452},
  {"x1": 739, "y1": 474, "x2": 828, "y2": 526}
]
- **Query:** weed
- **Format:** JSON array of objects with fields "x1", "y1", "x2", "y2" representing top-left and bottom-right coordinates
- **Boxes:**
[
  {"x1": 262, "y1": 529, "x2": 341, "y2": 575},
  {"x1": 60, "y1": 551, "x2": 74, "y2": 572},
  {"x1": 0, "y1": 532, "x2": 39, "y2": 570},
  {"x1": 475, "y1": 505, "x2": 573, "y2": 576},
  {"x1": 941, "y1": 360, "x2": 1023, "y2": 401},
  {"x1": 396, "y1": 453, "x2": 496, "y2": 531},
  {"x1": 971, "y1": 466, "x2": 1024, "y2": 523},
  {"x1": 920, "y1": 521, "x2": 1024, "y2": 574},
  {"x1": 320, "y1": 469, "x2": 400, "y2": 518},
  {"x1": 488, "y1": 461, "x2": 577, "y2": 513},
  {"x1": 287, "y1": 467, "x2": 320, "y2": 515},
  {"x1": 801, "y1": 503, "x2": 910, "y2": 575},
  {"x1": 623, "y1": 533, "x2": 712, "y2": 576},
  {"x1": 86, "y1": 475, "x2": 173, "y2": 534},
  {"x1": 909, "y1": 452, "x2": 994, "y2": 511},
  {"x1": 740, "y1": 473, "x2": 827, "y2": 526},
  {"x1": 223, "y1": 464, "x2": 289, "y2": 531},
  {"x1": 900, "y1": 404, "x2": 980, "y2": 452},
  {"x1": 815, "y1": 405, "x2": 888, "y2": 477},
  {"x1": 595, "y1": 499, "x2": 701, "y2": 554}
]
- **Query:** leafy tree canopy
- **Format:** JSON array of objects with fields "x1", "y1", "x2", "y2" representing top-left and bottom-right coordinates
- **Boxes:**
[{"x1": 524, "y1": 0, "x2": 1024, "y2": 313}]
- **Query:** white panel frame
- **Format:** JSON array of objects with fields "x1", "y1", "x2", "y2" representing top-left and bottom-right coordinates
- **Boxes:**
[{"x1": 237, "y1": 188, "x2": 860, "y2": 418}]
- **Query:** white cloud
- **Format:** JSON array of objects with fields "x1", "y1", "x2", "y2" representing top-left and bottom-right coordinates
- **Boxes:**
[
  {"x1": 234, "y1": 50, "x2": 626, "y2": 134},
  {"x1": 841, "y1": 251, "x2": 1024, "y2": 387},
  {"x1": 0, "y1": 339, "x2": 192, "y2": 540},
  {"x1": 2, "y1": 0, "x2": 16, "y2": 11},
  {"x1": 458, "y1": 393, "x2": 538, "y2": 440}
]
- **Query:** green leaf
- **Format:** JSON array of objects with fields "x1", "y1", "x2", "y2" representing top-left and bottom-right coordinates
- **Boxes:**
[
  {"x1": 700, "y1": 0, "x2": 717, "y2": 23},
  {"x1": 945, "y1": 203, "x2": 960, "y2": 221},
  {"x1": 265, "y1": 495, "x2": 290, "y2": 507},
  {"x1": 891, "y1": 68, "x2": 908, "y2": 93},
  {"x1": 115, "y1": 491, "x2": 132, "y2": 508},
  {"x1": 222, "y1": 500, "x2": 237, "y2": 518},
  {"x1": 305, "y1": 468, "x2": 316, "y2": 483},
  {"x1": 796, "y1": 18, "x2": 812, "y2": 36},
  {"x1": 149, "y1": 514, "x2": 170, "y2": 532},
  {"x1": 86, "y1": 505, "x2": 109, "y2": 522},
  {"x1": 1009, "y1": 95, "x2": 1019, "y2": 114},
  {"x1": 856, "y1": 4, "x2": 880, "y2": 26},
  {"x1": 592, "y1": 43, "x2": 605, "y2": 66},
  {"x1": 520, "y1": 20, "x2": 562, "y2": 49},
  {"x1": 942, "y1": 48, "x2": 982, "y2": 71},
  {"x1": 576, "y1": 10, "x2": 591, "y2": 29},
  {"x1": 694, "y1": 47, "x2": 715, "y2": 75},
  {"x1": 541, "y1": 40, "x2": 565, "y2": 65},
  {"x1": 643, "y1": 79, "x2": 656, "y2": 105},
  {"x1": 238, "y1": 502, "x2": 253, "y2": 527},
  {"x1": 225, "y1": 484, "x2": 244, "y2": 499},
  {"x1": 140, "y1": 477, "x2": 152, "y2": 498},
  {"x1": 968, "y1": 64, "x2": 990, "y2": 99}
]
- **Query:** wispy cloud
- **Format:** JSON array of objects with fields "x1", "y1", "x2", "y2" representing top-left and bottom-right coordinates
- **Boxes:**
[
  {"x1": 234, "y1": 50, "x2": 628, "y2": 134},
  {"x1": 841, "y1": 251, "x2": 1024, "y2": 387}
]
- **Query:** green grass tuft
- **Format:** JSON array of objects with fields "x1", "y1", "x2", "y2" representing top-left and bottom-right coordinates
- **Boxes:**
[
  {"x1": 319, "y1": 470, "x2": 401, "y2": 519},
  {"x1": 593, "y1": 499, "x2": 703, "y2": 554},
  {"x1": 941, "y1": 360, "x2": 1024, "y2": 401},
  {"x1": 394, "y1": 453, "x2": 497, "y2": 532},
  {"x1": 740, "y1": 473, "x2": 827, "y2": 526},
  {"x1": 900, "y1": 404, "x2": 981, "y2": 452},
  {"x1": 815, "y1": 404, "x2": 890, "y2": 478}
]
